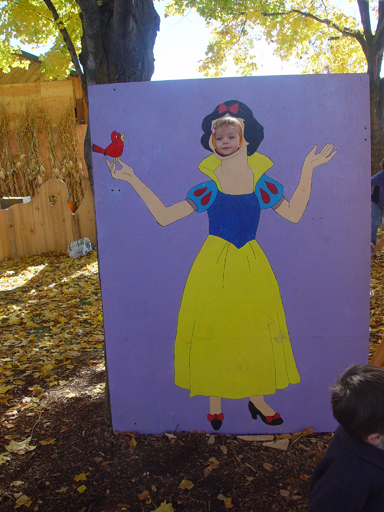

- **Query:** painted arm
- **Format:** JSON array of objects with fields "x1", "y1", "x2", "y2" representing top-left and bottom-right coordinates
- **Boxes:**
[
  {"x1": 275, "y1": 144, "x2": 337, "y2": 223},
  {"x1": 106, "y1": 159, "x2": 194, "y2": 226}
]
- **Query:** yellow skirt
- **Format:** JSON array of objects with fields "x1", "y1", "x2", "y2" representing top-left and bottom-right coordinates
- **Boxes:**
[{"x1": 174, "y1": 236, "x2": 300, "y2": 398}]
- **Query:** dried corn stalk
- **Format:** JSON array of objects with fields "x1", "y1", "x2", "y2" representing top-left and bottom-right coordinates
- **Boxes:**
[
  {"x1": 0, "y1": 103, "x2": 18, "y2": 198},
  {"x1": 44, "y1": 118, "x2": 61, "y2": 181},
  {"x1": 16, "y1": 100, "x2": 48, "y2": 197},
  {"x1": 57, "y1": 106, "x2": 85, "y2": 209}
]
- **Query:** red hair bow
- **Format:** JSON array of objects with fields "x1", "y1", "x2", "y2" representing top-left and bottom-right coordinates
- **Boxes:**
[
  {"x1": 207, "y1": 413, "x2": 224, "y2": 421},
  {"x1": 217, "y1": 103, "x2": 239, "y2": 114}
]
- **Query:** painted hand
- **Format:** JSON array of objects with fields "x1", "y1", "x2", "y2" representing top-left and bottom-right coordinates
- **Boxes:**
[
  {"x1": 106, "y1": 159, "x2": 136, "y2": 183},
  {"x1": 304, "y1": 143, "x2": 337, "y2": 170}
]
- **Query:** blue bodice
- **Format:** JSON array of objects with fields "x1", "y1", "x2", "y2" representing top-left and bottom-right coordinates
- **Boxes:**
[{"x1": 207, "y1": 191, "x2": 261, "y2": 249}]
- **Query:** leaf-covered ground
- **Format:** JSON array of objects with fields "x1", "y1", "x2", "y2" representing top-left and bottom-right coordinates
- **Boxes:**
[{"x1": 0, "y1": 249, "x2": 380, "y2": 512}]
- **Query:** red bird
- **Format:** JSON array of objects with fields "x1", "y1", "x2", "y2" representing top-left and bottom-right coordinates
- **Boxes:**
[{"x1": 92, "y1": 131, "x2": 125, "y2": 161}]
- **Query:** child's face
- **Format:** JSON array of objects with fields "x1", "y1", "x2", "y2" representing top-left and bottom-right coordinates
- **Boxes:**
[{"x1": 213, "y1": 125, "x2": 241, "y2": 157}]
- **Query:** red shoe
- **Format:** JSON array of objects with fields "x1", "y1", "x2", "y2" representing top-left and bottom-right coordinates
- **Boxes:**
[
  {"x1": 207, "y1": 413, "x2": 224, "y2": 431},
  {"x1": 248, "y1": 401, "x2": 284, "y2": 426}
]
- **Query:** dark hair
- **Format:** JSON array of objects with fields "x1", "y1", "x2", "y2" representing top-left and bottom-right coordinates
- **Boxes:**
[
  {"x1": 331, "y1": 365, "x2": 384, "y2": 439},
  {"x1": 201, "y1": 100, "x2": 264, "y2": 156}
]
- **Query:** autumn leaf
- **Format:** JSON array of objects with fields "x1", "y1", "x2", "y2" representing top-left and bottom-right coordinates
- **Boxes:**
[
  {"x1": 290, "y1": 426, "x2": 314, "y2": 443},
  {"x1": 179, "y1": 479, "x2": 194, "y2": 490},
  {"x1": 0, "y1": 452, "x2": 11, "y2": 465},
  {"x1": 153, "y1": 502, "x2": 174, "y2": 512},
  {"x1": 15, "y1": 494, "x2": 31, "y2": 508},
  {"x1": 56, "y1": 487, "x2": 68, "y2": 493},
  {"x1": 10, "y1": 481, "x2": 24, "y2": 487},
  {"x1": 77, "y1": 485, "x2": 86, "y2": 493},
  {"x1": 128, "y1": 437, "x2": 137, "y2": 448},
  {"x1": 218, "y1": 495, "x2": 233, "y2": 508},
  {"x1": 39, "y1": 438, "x2": 56, "y2": 445},
  {"x1": 138, "y1": 490, "x2": 149, "y2": 501},
  {"x1": 26, "y1": 321, "x2": 38, "y2": 328},
  {"x1": 5, "y1": 437, "x2": 36, "y2": 454},
  {"x1": 74, "y1": 473, "x2": 87, "y2": 482}
]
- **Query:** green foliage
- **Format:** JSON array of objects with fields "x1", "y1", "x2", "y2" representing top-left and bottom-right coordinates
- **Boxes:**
[
  {"x1": 0, "y1": 0, "x2": 82, "y2": 80},
  {"x1": 165, "y1": 0, "x2": 367, "y2": 76}
]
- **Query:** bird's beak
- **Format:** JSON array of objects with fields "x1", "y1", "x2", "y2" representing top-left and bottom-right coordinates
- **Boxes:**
[{"x1": 121, "y1": 134, "x2": 125, "y2": 141}]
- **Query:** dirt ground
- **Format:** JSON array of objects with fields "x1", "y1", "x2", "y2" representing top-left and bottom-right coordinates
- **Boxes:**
[{"x1": 0, "y1": 248, "x2": 381, "y2": 512}]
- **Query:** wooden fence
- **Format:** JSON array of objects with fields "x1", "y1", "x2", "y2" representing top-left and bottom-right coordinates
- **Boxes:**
[{"x1": 0, "y1": 179, "x2": 96, "y2": 261}]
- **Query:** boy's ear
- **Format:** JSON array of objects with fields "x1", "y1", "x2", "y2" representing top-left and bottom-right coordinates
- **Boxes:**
[{"x1": 367, "y1": 433, "x2": 382, "y2": 446}]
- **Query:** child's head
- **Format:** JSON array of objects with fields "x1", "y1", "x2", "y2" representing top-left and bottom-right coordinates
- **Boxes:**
[
  {"x1": 211, "y1": 117, "x2": 244, "y2": 157},
  {"x1": 201, "y1": 100, "x2": 264, "y2": 156},
  {"x1": 331, "y1": 365, "x2": 384, "y2": 443}
]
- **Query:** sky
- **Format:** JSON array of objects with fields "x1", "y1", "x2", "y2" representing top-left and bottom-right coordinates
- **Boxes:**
[
  {"x1": 151, "y1": 1, "x2": 301, "y2": 81},
  {"x1": 151, "y1": 0, "x2": 361, "y2": 81}
]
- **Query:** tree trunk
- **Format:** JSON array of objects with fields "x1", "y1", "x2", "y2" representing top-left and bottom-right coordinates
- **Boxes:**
[
  {"x1": 78, "y1": 0, "x2": 160, "y2": 86},
  {"x1": 74, "y1": 0, "x2": 160, "y2": 425}
]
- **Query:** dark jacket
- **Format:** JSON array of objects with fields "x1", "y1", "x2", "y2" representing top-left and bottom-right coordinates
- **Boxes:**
[{"x1": 308, "y1": 427, "x2": 384, "y2": 512}]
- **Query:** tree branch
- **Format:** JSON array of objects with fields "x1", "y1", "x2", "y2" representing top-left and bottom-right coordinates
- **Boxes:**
[
  {"x1": 357, "y1": 0, "x2": 372, "y2": 41},
  {"x1": 262, "y1": 9, "x2": 362, "y2": 40},
  {"x1": 42, "y1": 0, "x2": 87, "y2": 98},
  {"x1": 262, "y1": 9, "x2": 366, "y2": 55},
  {"x1": 374, "y1": 9, "x2": 384, "y2": 44}
]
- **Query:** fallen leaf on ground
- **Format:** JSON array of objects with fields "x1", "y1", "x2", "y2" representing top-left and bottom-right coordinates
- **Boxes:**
[
  {"x1": 224, "y1": 497, "x2": 234, "y2": 509},
  {"x1": 128, "y1": 437, "x2": 137, "y2": 448},
  {"x1": 179, "y1": 479, "x2": 194, "y2": 490},
  {"x1": 39, "y1": 438, "x2": 56, "y2": 445},
  {"x1": 11, "y1": 481, "x2": 24, "y2": 487},
  {"x1": 5, "y1": 437, "x2": 36, "y2": 454},
  {"x1": 204, "y1": 466, "x2": 213, "y2": 478},
  {"x1": 0, "y1": 452, "x2": 11, "y2": 465},
  {"x1": 280, "y1": 489, "x2": 290, "y2": 497},
  {"x1": 138, "y1": 490, "x2": 149, "y2": 500},
  {"x1": 15, "y1": 494, "x2": 31, "y2": 508},
  {"x1": 74, "y1": 473, "x2": 87, "y2": 482},
  {"x1": 77, "y1": 485, "x2": 86, "y2": 493},
  {"x1": 56, "y1": 487, "x2": 68, "y2": 493},
  {"x1": 220, "y1": 445, "x2": 228, "y2": 455},
  {"x1": 263, "y1": 463, "x2": 274, "y2": 471},
  {"x1": 263, "y1": 439, "x2": 289, "y2": 451},
  {"x1": 291, "y1": 426, "x2": 314, "y2": 442},
  {"x1": 153, "y1": 502, "x2": 174, "y2": 512}
]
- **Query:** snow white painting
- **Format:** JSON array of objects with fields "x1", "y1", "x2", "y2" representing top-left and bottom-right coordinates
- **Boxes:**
[{"x1": 90, "y1": 76, "x2": 370, "y2": 434}]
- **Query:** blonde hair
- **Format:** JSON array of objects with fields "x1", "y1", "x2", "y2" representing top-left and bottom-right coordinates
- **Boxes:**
[{"x1": 212, "y1": 117, "x2": 244, "y2": 146}]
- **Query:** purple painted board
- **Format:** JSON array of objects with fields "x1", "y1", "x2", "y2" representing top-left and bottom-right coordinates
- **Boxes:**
[{"x1": 89, "y1": 74, "x2": 370, "y2": 434}]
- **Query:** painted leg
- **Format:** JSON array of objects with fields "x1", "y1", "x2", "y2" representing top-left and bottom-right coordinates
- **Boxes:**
[
  {"x1": 208, "y1": 396, "x2": 223, "y2": 431},
  {"x1": 248, "y1": 395, "x2": 284, "y2": 426},
  {"x1": 210, "y1": 396, "x2": 222, "y2": 414}
]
